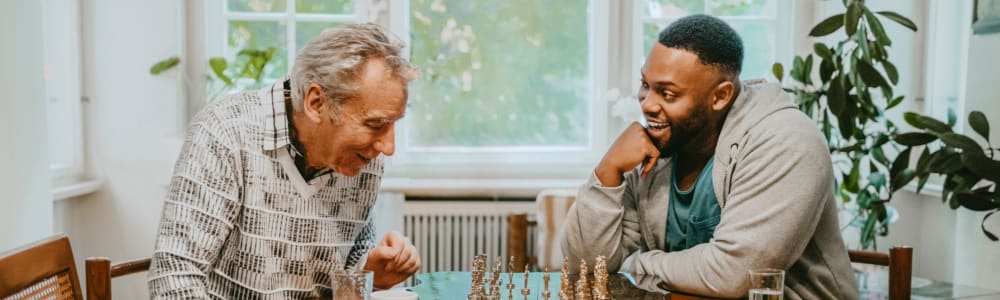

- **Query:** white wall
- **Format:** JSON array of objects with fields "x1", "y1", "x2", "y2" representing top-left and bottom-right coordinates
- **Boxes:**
[
  {"x1": 0, "y1": 0, "x2": 54, "y2": 251},
  {"x1": 952, "y1": 31, "x2": 1000, "y2": 289},
  {"x1": 53, "y1": 0, "x2": 185, "y2": 298}
]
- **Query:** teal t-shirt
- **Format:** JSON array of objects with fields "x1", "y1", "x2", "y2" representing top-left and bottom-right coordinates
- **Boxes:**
[{"x1": 666, "y1": 156, "x2": 721, "y2": 251}]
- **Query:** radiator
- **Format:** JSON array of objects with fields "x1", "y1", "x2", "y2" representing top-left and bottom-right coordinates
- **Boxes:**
[{"x1": 402, "y1": 200, "x2": 535, "y2": 285}]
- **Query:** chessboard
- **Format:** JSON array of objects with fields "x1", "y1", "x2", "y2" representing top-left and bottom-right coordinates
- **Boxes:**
[{"x1": 407, "y1": 255, "x2": 682, "y2": 300}]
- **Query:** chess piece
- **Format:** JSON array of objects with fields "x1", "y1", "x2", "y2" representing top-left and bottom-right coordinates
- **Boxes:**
[
  {"x1": 506, "y1": 256, "x2": 516, "y2": 300},
  {"x1": 575, "y1": 259, "x2": 592, "y2": 300},
  {"x1": 541, "y1": 268, "x2": 551, "y2": 300},
  {"x1": 489, "y1": 256, "x2": 502, "y2": 297},
  {"x1": 559, "y1": 257, "x2": 571, "y2": 299},
  {"x1": 470, "y1": 255, "x2": 487, "y2": 300},
  {"x1": 594, "y1": 256, "x2": 610, "y2": 300},
  {"x1": 520, "y1": 266, "x2": 531, "y2": 298}
]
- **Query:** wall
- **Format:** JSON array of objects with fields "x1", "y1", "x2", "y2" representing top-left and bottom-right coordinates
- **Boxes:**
[
  {"x1": 0, "y1": 0, "x2": 53, "y2": 251},
  {"x1": 53, "y1": 0, "x2": 185, "y2": 298},
  {"x1": 952, "y1": 31, "x2": 1000, "y2": 289}
]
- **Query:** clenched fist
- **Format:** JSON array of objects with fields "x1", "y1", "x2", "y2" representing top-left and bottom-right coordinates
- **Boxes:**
[
  {"x1": 595, "y1": 122, "x2": 662, "y2": 187},
  {"x1": 364, "y1": 231, "x2": 420, "y2": 289}
]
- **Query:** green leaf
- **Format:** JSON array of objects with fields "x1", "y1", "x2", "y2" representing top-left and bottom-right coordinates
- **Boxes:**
[
  {"x1": 828, "y1": 76, "x2": 846, "y2": 116},
  {"x1": 903, "y1": 112, "x2": 952, "y2": 133},
  {"x1": 916, "y1": 146, "x2": 932, "y2": 173},
  {"x1": 882, "y1": 60, "x2": 899, "y2": 85},
  {"x1": 969, "y1": 111, "x2": 990, "y2": 142},
  {"x1": 803, "y1": 55, "x2": 814, "y2": 85},
  {"x1": 845, "y1": 2, "x2": 863, "y2": 37},
  {"x1": 209, "y1": 57, "x2": 232, "y2": 85},
  {"x1": 983, "y1": 211, "x2": 999, "y2": 241},
  {"x1": 814, "y1": 43, "x2": 834, "y2": 60},
  {"x1": 772, "y1": 63, "x2": 784, "y2": 82},
  {"x1": 811, "y1": 14, "x2": 846, "y2": 37},
  {"x1": 893, "y1": 132, "x2": 937, "y2": 146},
  {"x1": 940, "y1": 133, "x2": 982, "y2": 152},
  {"x1": 868, "y1": 173, "x2": 887, "y2": 189},
  {"x1": 886, "y1": 96, "x2": 904, "y2": 110},
  {"x1": 948, "y1": 108, "x2": 958, "y2": 127},
  {"x1": 792, "y1": 56, "x2": 805, "y2": 83},
  {"x1": 865, "y1": 9, "x2": 892, "y2": 46},
  {"x1": 861, "y1": 214, "x2": 877, "y2": 249},
  {"x1": 954, "y1": 190, "x2": 998, "y2": 211},
  {"x1": 872, "y1": 146, "x2": 890, "y2": 166},
  {"x1": 891, "y1": 169, "x2": 916, "y2": 193},
  {"x1": 928, "y1": 152, "x2": 963, "y2": 174},
  {"x1": 857, "y1": 60, "x2": 888, "y2": 88},
  {"x1": 891, "y1": 147, "x2": 912, "y2": 182},
  {"x1": 820, "y1": 59, "x2": 835, "y2": 84},
  {"x1": 149, "y1": 56, "x2": 180, "y2": 75},
  {"x1": 877, "y1": 11, "x2": 918, "y2": 31},
  {"x1": 960, "y1": 150, "x2": 1000, "y2": 182}
]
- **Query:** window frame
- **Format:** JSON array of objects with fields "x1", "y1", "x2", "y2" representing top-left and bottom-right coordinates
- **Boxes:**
[{"x1": 42, "y1": 0, "x2": 85, "y2": 184}]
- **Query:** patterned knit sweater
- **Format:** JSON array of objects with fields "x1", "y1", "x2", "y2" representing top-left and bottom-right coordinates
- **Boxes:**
[{"x1": 148, "y1": 80, "x2": 381, "y2": 299}]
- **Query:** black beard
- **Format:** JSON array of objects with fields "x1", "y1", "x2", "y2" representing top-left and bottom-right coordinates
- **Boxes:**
[{"x1": 656, "y1": 103, "x2": 708, "y2": 158}]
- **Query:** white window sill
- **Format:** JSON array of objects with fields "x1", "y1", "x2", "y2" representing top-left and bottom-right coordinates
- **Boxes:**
[{"x1": 52, "y1": 179, "x2": 103, "y2": 201}]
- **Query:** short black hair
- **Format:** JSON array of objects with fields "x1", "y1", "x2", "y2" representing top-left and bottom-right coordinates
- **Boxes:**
[{"x1": 658, "y1": 14, "x2": 743, "y2": 77}]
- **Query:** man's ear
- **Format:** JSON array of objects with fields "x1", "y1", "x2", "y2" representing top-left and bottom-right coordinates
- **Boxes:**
[
  {"x1": 303, "y1": 83, "x2": 327, "y2": 123},
  {"x1": 710, "y1": 80, "x2": 735, "y2": 112}
]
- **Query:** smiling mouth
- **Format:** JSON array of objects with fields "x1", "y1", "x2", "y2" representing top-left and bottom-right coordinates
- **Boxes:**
[{"x1": 646, "y1": 120, "x2": 670, "y2": 130}]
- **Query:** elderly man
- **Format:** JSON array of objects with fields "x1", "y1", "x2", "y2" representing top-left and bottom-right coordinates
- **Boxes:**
[
  {"x1": 561, "y1": 15, "x2": 858, "y2": 299},
  {"x1": 149, "y1": 23, "x2": 420, "y2": 299}
]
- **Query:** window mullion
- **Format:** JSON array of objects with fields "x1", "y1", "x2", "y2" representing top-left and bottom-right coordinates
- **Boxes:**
[{"x1": 287, "y1": 0, "x2": 296, "y2": 73}]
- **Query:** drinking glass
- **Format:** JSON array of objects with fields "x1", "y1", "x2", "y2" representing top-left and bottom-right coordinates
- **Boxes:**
[
  {"x1": 331, "y1": 270, "x2": 373, "y2": 300},
  {"x1": 748, "y1": 268, "x2": 784, "y2": 300}
]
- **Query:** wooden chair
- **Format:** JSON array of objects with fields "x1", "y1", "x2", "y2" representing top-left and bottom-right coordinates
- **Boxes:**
[
  {"x1": 0, "y1": 234, "x2": 84, "y2": 300},
  {"x1": 506, "y1": 213, "x2": 537, "y2": 272},
  {"x1": 84, "y1": 257, "x2": 151, "y2": 300},
  {"x1": 848, "y1": 246, "x2": 913, "y2": 300}
]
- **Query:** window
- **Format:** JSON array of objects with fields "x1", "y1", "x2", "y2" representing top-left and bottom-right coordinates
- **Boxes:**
[
  {"x1": 204, "y1": 0, "x2": 369, "y2": 86},
  {"x1": 43, "y1": 0, "x2": 84, "y2": 182},
  {"x1": 634, "y1": 0, "x2": 794, "y2": 82},
  {"x1": 200, "y1": 0, "x2": 795, "y2": 179},
  {"x1": 387, "y1": 0, "x2": 609, "y2": 178}
]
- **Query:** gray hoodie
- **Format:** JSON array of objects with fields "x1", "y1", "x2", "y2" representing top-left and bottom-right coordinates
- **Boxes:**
[{"x1": 561, "y1": 80, "x2": 859, "y2": 299}]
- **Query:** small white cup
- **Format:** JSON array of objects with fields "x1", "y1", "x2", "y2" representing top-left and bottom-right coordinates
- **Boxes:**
[{"x1": 370, "y1": 290, "x2": 418, "y2": 300}]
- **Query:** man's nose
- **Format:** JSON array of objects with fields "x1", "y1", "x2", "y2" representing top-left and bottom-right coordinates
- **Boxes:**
[{"x1": 374, "y1": 124, "x2": 396, "y2": 156}]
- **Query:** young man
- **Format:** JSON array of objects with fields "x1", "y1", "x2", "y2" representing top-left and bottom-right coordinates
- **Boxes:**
[
  {"x1": 148, "y1": 23, "x2": 420, "y2": 299},
  {"x1": 561, "y1": 15, "x2": 858, "y2": 299}
]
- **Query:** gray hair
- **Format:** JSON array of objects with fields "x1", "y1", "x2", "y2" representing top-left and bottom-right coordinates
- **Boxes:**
[{"x1": 290, "y1": 23, "x2": 416, "y2": 117}]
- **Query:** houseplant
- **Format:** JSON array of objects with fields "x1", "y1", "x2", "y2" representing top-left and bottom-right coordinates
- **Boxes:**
[
  {"x1": 150, "y1": 46, "x2": 277, "y2": 100},
  {"x1": 772, "y1": 0, "x2": 917, "y2": 249}
]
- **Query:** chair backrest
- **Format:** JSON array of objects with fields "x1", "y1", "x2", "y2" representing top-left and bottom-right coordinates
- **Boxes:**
[
  {"x1": 0, "y1": 234, "x2": 84, "y2": 300},
  {"x1": 848, "y1": 246, "x2": 913, "y2": 300},
  {"x1": 85, "y1": 257, "x2": 151, "y2": 300},
  {"x1": 506, "y1": 213, "x2": 537, "y2": 272},
  {"x1": 507, "y1": 188, "x2": 578, "y2": 272}
]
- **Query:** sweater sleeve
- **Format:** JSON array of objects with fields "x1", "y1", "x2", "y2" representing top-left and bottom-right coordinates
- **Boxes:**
[
  {"x1": 148, "y1": 117, "x2": 243, "y2": 300},
  {"x1": 630, "y1": 112, "x2": 833, "y2": 298},
  {"x1": 560, "y1": 171, "x2": 644, "y2": 272}
]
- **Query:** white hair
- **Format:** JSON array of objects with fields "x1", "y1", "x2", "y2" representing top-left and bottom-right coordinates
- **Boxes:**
[{"x1": 290, "y1": 23, "x2": 416, "y2": 118}]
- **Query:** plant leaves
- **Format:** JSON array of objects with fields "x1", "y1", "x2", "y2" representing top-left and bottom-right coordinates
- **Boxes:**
[
  {"x1": 814, "y1": 43, "x2": 834, "y2": 60},
  {"x1": 983, "y1": 211, "x2": 999, "y2": 241},
  {"x1": 886, "y1": 96, "x2": 904, "y2": 110},
  {"x1": 893, "y1": 132, "x2": 937, "y2": 146},
  {"x1": 882, "y1": 60, "x2": 899, "y2": 85},
  {"x1": 820, "y1": 59, "x2": 835, "y2": 84},
  {"x1": 828, "y1": 76, "x2": 846, "y2": 116},
  {"x1": 960, "y1": 149, "x2": 1000, "y2": 182},
  {"x1": 948, "y1": 107, "x2": 958, "y2": 127},
  {"x1": 891, "y1": 147, "x2": 912, "y2": 183},
  {"x1": 940, "y1": 133, "x2": 982, "y2": 152},
  {"x1": 865, "y1": 9, "x2": 892, "y2": 46},
  {"x1": 150, "y1": 56, "x2": 180, "y2": 75},
  {"x1": 868, "y1": 173, "x2": 887, "y2": 189},
  {"x1": 903, "y1": 112, "x2": 952, "y2": 133},
  {"x1": 209, "y1": 57, "x2": 232, "y2": 85},
  {"x1": 772, "y1": 63, "x2": 784, "y2": 82},
  {"x1": 811, "y1": 14, "x2": 846, "y2": 37},
  {"x1": 877, "y1": 11, "x2": 918, "y2": 31},
  {"x1": 916, "y1": 146, "x2": 932, "y2": 174},
  {"x1": 955, "y1": 190, "x2": 998, "y2": 211},
  {"x1": 861, "y1": 214, "x2": 877, "y2": 249},
  {"x1": 872, "y1": 146, "x2": 890, "y2": 166},
  {"x1": 891, "y1": 168, "x2": 916, "y2": 193},
  {"x1": 845, "y1": 2, "x2": 863, "y2": 37},
  {"x1": 928, "y1": 152, "x2": 963, "y2": 174},
  {"x1": 857, "y1": 60, "x2": 888, "y2": 88},
  {"x1": 969, "y1": 110, "x2": 990, "y2": 142}
]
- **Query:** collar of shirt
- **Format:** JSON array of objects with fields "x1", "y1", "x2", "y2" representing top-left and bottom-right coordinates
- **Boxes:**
[{"x1": 262, "y1": 77, "x2": 333, "y2": 180}]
